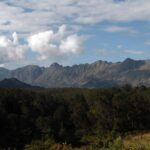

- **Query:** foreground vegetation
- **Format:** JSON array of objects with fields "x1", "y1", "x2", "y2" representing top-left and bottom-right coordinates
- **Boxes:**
[{"x1": 0, "y1": 86, "x2": 150, "y2": 149}]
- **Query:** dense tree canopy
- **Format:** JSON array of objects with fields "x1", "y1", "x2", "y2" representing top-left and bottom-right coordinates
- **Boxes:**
[{"x1": 0, "y1": 87, "x2": 150, "y2": 149}]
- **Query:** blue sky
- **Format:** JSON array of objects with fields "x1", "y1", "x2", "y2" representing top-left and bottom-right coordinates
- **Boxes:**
[{"x1": 0, "y1": 0, "x2": 150, "y2": 68}]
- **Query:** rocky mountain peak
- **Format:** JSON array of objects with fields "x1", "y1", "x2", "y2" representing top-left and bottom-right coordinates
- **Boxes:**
[
  {"x1": 124, "y1": 58, "x2": 134, "y2": 62},
  {"x1": 0, "y1": 58, "x2": 149, "y2": 88},
  {"x1": 50, "y1": 63, "x2": 62, "y2": 68}
]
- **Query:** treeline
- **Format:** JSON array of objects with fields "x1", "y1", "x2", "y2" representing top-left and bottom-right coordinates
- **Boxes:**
[{"x1": 0, "y1": 86, "x2": 150, "y2": 149}]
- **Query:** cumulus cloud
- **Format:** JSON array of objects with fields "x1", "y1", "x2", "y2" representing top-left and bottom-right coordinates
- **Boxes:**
[
  {"x1": 27, "y1": 25, "x2": 84, "y2": 60},
  {"x1": 0, "y1": 0, "x2": 150, "y2": 67},
  {"x1": 60, "y1": 35, "x2": 84, "y2": 54},
  {"x1": 0, "y1": 32, "x2": 27, "y2": 63},
  {"x1": 0, "y1": 25, "x2": 84, "y2": 66}
]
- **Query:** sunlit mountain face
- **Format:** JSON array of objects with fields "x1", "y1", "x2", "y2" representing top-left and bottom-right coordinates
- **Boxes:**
[{"x1": 0, "y1": 58, "x2": 149, "y2": 88}]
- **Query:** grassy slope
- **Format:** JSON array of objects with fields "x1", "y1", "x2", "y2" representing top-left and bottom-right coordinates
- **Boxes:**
[{"x1": 123, "y1": 132, "x2": 150, "y2": 149}]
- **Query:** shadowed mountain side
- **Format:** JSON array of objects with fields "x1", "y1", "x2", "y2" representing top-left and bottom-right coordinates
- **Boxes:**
[{"x1": 0, "y1": 78, "x2": 41, "y2": 89}]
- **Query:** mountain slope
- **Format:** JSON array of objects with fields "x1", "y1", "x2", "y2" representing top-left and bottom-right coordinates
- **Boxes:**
[
  {"x1": 0, "y1": 68, "x2": 11, "y2": 80},
  {"x1": 11, "y1": 65, "x2": 45, "y2": 85},
  {"x1": 0, "y1": 78, "x2": 40, "y2": 89},
  {"x1": 0, "y1": 58, "x2": 150, "y2": 88}
]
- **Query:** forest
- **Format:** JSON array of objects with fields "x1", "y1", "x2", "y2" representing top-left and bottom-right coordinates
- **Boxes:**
[{"x1": 0, "y1": 86, "x2": 150, "y2": 150}]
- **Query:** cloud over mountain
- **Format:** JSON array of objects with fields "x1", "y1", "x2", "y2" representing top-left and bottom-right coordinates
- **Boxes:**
[
  {"x1": 0, "y1": 32, "x2": 27, "y2": 63},
  {"x1": 0, "y1": 0, "x2": 149, "y2": 67},
  {"x1": 27, "y1": 25, "x2": 84, "y2": 60}
]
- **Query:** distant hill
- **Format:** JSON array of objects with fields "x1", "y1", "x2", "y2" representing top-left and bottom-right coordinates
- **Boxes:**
[
  {"x1": 0, "y1": 58, "x2": 150, "y2": 88},
  {"x1": 0, "y1": 78, "x2": 40, "y2": 89}
]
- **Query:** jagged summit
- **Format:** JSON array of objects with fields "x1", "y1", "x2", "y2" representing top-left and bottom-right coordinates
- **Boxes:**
[
  {"x1": 124, "y1": 58, "x2": 135, "y2": 62},
  {"x1": 50, "y1": 62, "x2": 62, "y2": 68},
  {"x1": 0, "y1": 58, "x2": 149, "y2": 88}
]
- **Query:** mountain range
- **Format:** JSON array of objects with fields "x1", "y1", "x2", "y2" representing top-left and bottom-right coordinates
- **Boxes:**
[{"x1": 1, "y1": 58, "x2": 150, "y2": 88}]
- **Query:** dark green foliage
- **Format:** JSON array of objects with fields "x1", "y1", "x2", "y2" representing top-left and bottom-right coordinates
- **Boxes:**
[{"x1": 0, "y1": 87, "x2": 150, "y2": 149}]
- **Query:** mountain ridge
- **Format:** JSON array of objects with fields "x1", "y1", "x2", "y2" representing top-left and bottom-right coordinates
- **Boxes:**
[
  {"x1": 0, "y1": 58, "x2": 150, "y2": 88},
  {"x1": 0, "y1": 78, "x2": 41, "y2": 89}
]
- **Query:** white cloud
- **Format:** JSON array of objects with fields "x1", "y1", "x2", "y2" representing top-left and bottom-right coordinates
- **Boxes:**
[
  {"x1": 0, "y1": 32, "x2": 27, "y2": 63},
  {"x1": 27, "y1": 25, "x2": 84, "y2": 60},
  {"x1": 104, "y1": 26, "x2": 137, "y2": 34},
  {"x1": 12, "y1": 32, "x2": 19, "y2": 44},
  {"x1": 1, "y1": 0, "x2": 150, "y2": 34},
  {"x1": 60, "y1": 35, "x2": 84, "y2": 54},
  {"x1": 144, "y1": 40, "x2": 150, "y2": 45},
  {"x1": 28, "y1": 30, "x2": 54, "y2": 53},
  {"x1": 0, "y1": 64, "x2": 5, "y2": 68},
  {"x1": 125, "y1": 49, "x2": 144, "y2": 55},
  {"x1": 0, "y1": 0, "x2": 150, "y2": 67},
  {"x1": 75, "y1": 0, "x2": 150, "y2": 24}
]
